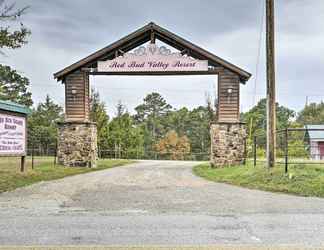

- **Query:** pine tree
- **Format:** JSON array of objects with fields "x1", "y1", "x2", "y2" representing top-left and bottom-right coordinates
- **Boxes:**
[
  {"x1": 89, "y1": 88, "x2": 109, "y2": 152},
  {"x1": 28, "y1": 95, "x2": 63, "y2": 154},
  {"x1": 134, "y1": 92, "x2": 172, "y2": 154}
]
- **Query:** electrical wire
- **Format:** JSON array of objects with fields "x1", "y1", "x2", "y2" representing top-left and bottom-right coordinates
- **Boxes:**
[{"x1": 252, "y1": 0, "x2": 265, "y2": 107}]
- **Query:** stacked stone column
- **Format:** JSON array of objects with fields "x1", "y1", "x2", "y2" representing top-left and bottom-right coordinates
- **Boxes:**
[
  {"x1": 210, "y1": 123, "x2": 246, "y2": 167},
  {"x1": 57, "y1": 122, "x2": 97, "y2": 167}
]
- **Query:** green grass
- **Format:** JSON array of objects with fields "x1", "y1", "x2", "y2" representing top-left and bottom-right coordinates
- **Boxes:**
[
  {"x1": 193, "y1": 161, "x2": 324, "y2": 197},
  {"x1": 0, "y1": 157, "x2": 133, "y2": 193}
]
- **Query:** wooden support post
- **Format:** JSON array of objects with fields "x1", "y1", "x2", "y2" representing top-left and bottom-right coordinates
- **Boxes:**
[
  {"x1": 244, "y1": 137, "x2": 247, "y2": 165},
  {"x1": 54, "y1": 139, "x2": 57, "y2": 166},
  {"x1": 266, "y1": 0, "x2": 276, "y2": 168},
  {"x1": 284, "y1": 128, "x2": 288, "y2": 173},
  {"x1": 253, "y1": 135, "x2": 257, "y2": 167},
  {"x1": 150, "y1": 29, "x2": 155, "y2": 44},
  {"x1": 31, "y1": 143, "x2": 34, "y2": 170},
  {"x1": 20, "y1": 156, "x2": 25, "y2": 172}
]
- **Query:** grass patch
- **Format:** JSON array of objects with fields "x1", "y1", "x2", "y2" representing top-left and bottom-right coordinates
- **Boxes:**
[
  {"x1": 193, "y1": 161, "x2": 324, "y2": 197},
  {"x1": 0, "y1": 157, "x2": 133, "y2": 193}
]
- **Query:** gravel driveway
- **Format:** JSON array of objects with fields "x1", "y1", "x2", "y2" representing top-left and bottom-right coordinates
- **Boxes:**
[{"x1": 1, "y1": 160, "x2": 324, "y2": 246}]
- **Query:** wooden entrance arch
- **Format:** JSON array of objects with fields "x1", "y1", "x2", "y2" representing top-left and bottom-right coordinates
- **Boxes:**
[{"x1": 54, "y1": 22, "x2": 251, "y2": 167}]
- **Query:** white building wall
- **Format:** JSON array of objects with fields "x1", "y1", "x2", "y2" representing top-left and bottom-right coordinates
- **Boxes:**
[{"x1": 310, "y1": 140, "x2": 319, "y2": 160}]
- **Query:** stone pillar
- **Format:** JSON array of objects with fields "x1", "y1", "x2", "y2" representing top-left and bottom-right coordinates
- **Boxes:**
[
  {"x1": 210, "y1": 122, "x2": 246, "y2": 167},
  {"x1": 57, "y1": 121, "x2": 97, "y2": 167}
]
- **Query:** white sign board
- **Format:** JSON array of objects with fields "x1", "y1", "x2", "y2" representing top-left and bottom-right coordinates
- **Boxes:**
[
  {"x1": 98, "y1": 44, "x2": 208, "y2": 72},
  {"x1": 0, "y1": 113, "x2": 26, "y2": 156}
]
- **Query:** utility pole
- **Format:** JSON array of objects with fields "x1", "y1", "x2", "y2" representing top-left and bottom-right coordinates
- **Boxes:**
[{"x1": 266, "y1": 0, "x2": 276, "y2": 168}]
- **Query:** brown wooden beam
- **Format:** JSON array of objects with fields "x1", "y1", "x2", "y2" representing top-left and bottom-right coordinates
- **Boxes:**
[
  {"x1": 83, "y1": 68, "x2": 221, "y2": 76},
  {"x1": 150, "y1": 29, "x2": 155, "y2": 44}
]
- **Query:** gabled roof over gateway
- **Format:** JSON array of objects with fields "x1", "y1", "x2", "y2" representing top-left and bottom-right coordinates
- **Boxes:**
[{"x1": 54, "y1": 22, "x2": 251, "y2": 83}]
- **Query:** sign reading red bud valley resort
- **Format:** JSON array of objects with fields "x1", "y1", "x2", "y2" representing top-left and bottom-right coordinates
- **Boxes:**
[
  {"x1": 0, "y1": 113, "x2": 26, "y2": 156},
  {"x1": 98, "y1": 44, "x2": 208, "y2": 72}
]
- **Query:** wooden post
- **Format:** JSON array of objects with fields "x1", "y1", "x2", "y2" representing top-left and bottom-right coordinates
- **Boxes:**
[
  {"x1": 20, "y1": 156, "x2": 25, "y2": 172},
  {"x1": 266, "y1": 0, "x2": 276, "y2": 168},
  {"x1": 31, "y1": 143, "x2": 34, "y2": 170},
  {"x1": 54, "y1": 140, "x2": 57, "y2": 166},
  {"x1": 150, "y1": 27, "x2": 155, "y2": 44},
  {"x1": 253, "y1": 135, "x2": 257, "y2": 167},
  {"x1": 284, "y1": 128, "x2": 288, "y2": 173},
  {"x1": 243, "y1": 137, "x2": 247, "y2": 165}
]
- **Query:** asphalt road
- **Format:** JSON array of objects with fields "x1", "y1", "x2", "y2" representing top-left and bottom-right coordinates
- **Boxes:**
[{"x1": 1, "y1": 160, "x2": 324, "y2": 247}]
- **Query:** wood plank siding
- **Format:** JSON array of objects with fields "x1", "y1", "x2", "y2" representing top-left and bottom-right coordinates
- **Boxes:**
[
  {"x1": 64, "y1": 71, "x2": 89, "y2": 121},
  {"x1": 217, "y1": 69, "x2": 240, "y2": 122},
  {"x1": 63, "y1": 67, "x2": 241, "y2": 123}
]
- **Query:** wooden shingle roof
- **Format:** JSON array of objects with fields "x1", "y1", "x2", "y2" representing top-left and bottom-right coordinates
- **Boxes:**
[{"x1": 54, "y1": 22, "x2": 251, "y2": 83}]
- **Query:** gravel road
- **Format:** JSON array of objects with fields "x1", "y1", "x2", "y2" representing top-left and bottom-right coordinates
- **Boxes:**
[{"x1": 1, "y1": 160, "x2": 324, "y2": 246}]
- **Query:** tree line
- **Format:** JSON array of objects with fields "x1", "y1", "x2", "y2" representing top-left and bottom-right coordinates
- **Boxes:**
[
  {"x1": 88, "y1": 89, "x2": 215, "y2": 160},
  {"x1": 21, "y1": 90, "x2": 324, "y2": 160},
  {"x1": 12, "y1": 90, "x2": 215, "y2": 160},
  {"x1": 242, "y1": 99, "x2": 324, "y2": 158}
]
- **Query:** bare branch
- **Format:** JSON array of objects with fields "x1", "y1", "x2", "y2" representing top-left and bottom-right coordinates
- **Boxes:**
[{"x1": 0, "y1": 1, "x2": 29, "y2": 21}]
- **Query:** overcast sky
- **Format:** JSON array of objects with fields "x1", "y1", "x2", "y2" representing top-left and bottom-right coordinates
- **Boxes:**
[{"x1": 3, "y1": 0, "x2": 324, "y2": 116}]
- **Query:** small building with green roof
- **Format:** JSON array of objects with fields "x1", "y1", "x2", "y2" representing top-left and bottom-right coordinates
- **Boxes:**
[{"x1": 0, "y1": 99, "x2": 31, "y2": 115}]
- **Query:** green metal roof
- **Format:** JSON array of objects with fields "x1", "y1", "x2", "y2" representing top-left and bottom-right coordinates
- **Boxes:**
[{"x1": 0, "y1": 99, "x2": 31, "y2": 115}]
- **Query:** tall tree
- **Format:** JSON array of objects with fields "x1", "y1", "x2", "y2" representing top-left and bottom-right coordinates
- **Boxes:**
[
  {"x1": 89, "y1": 88, "x2": 109, "y2": 151},
  {"x1": 108, "y1": 103, "x2": 143, "y2": 158},
  {"x1": 115, "y1": 100, "x2": 127, "y2": 118},
  {"x1": 205, "y1": 92, "x2": 217, "y2": 122},
  {"x1": 242, "y1": 98, "x2": 295, "y2": 147},
  {"x1": 187, "y1": 106, "x2": 212, "y2": 157},
  {"x1": 0, "y1": 65, "x2": 32, "y2": 106},
  {"x1": 297, "y1": 102, "x2": 324, "y2": 125},
  {"x1": 134, "y1": 92, "x2": 172, "y2": 153},
  {"x1": 163, "y1": 107, "x2": 190, "y2": 136},
  {"x1": 28, "y1": 95, "x2": 63, "y2": 154},
  {"x1": 134, "y1": 92, "x2": 172, "y2": 122},
  {"x1": 162, "y1": 106, "x2": 212, "y2": 160},
  {"x1": 0, "y1": 1, "x2": 32, "y2": 106}
]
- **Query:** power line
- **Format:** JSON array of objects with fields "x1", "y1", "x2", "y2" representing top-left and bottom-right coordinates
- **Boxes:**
[{"x1": 252, "y1": 0, "x2": 265, "y2": 106}]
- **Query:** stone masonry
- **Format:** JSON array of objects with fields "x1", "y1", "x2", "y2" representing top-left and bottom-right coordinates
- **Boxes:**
[
  {"x1": 210, "y1": 122, "x2": 246, "y2": 167},
  {"x1": 57, "y1": 122, "x2": 97, "y2": 167}
]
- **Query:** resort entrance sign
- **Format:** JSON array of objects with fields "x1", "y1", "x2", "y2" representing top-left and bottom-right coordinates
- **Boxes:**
[
  {"x1": 98, "y1": 43, "x2": 208, "y2": 72},
  {"x1": 0, "y1": 100, "x2": 30, "y2": 172},
  {"x1": 54, "y1": 22, "x2": 252, "y2": 168},
  {"x1": 0, "y1": 113, "x2": 26, "y2": 156}
]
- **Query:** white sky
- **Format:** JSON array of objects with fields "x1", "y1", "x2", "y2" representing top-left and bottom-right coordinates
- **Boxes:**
[{"x1": 3, "y1": 0, "x2": 324, "y2": 116}]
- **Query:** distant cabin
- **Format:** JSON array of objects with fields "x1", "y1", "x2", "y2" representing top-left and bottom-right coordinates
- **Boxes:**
[{"x1": 305, "y1": 125, "x2": 324, "y2": 160}]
